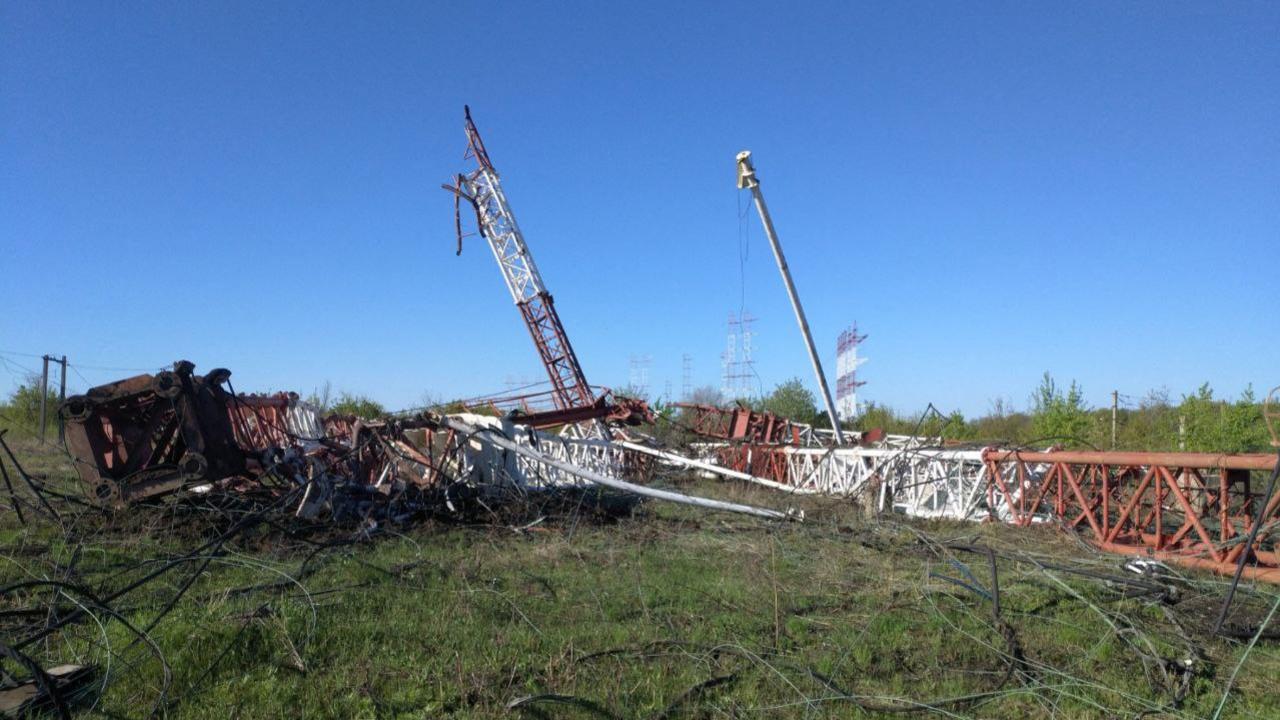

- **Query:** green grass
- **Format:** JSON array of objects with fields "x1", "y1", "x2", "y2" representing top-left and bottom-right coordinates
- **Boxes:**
[{"x1": 3, "y1": 439, "x2": 1280, "y2": 718}]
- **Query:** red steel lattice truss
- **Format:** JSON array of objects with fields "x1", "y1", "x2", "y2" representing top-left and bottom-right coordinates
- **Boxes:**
[
  {"x1": 984, "y1": 449, "x2": 1280, "y2": 582},
  {"x1": 679, "y1": 402, "x2": 1280, "y2": 582}
]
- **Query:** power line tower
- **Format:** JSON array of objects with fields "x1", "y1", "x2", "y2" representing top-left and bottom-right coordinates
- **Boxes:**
[
  {"x1": 721, "y1": 312, "x2": 756, "y2": 401},
  {"x1": 835, "y1": 324, "x2": 867, "y2": 420},
  {"x1": 628, "y1": 354, "x2": 651, "y2": 399},
  {"x1": 681, "y1": 353, "x2": 693, "y2": 400}
]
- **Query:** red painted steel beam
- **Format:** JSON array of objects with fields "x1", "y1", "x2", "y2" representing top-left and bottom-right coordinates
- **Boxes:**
[
  {"x1": 983, "y1": 448, "x2": 1280, "y2": 583},
  {"x1": 983, "y1": 449, "x2": 1277, "y2": 471}
]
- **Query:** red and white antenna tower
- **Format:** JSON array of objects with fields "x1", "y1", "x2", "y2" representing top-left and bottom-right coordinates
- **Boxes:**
[
  {"x1": 835, "y1": 324, "x2": 868, "y2": 419},
  {"x1": 444, "y1": 107, "x2": 595, "y2": 413}
]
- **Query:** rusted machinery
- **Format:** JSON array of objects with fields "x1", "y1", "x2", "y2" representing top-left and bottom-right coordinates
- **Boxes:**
[
  {"x1": 61, "y1": 361, "x2": 255, "y2": 505},
  {"x1": 59, "y1": 361, "x2": 358, "y2": 507}
]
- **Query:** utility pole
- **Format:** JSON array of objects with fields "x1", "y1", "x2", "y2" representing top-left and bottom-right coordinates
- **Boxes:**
[
  {"x1": 57, "y1": 356, "x2": 67, "y2": 443},
  {"x1": 736, "y1": 151, "x2": 845, "y2": 444},
  {"x1": 38, "y1": 355, "x2": 49, "y2": 444},
  {"x1": 1111, "y1": 390, "x2": 1118, "y2": 449}
]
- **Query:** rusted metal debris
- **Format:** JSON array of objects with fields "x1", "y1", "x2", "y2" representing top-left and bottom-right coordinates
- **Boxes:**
[
  {"x1": 984, "y1": 448, "x2": 1280, "y2": 582},
  {"x1": 59, "y1": 361, "x2": 349, "y2": 507},
  {"x1": 56, "y1": 360, "x2": 474, "y2": 529},
  {"x1": 61, "y1": 362, "x2": 243, "y2": 506},
  {"x1": 674, "y1": 402, "x2": 840, "y2": 446},
  {"x1": 54, "y1": 362, "x2": 785, "y2": 527}
]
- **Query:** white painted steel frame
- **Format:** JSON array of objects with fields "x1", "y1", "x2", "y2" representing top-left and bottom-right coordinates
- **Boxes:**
[{"x1": 460, "y1": 165, "x2": 549, "y2": 306}]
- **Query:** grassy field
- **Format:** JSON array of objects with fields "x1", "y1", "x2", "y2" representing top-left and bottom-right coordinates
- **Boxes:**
[{"x1": 3, "y1": 436, "x2": 1280, "y2": 719}]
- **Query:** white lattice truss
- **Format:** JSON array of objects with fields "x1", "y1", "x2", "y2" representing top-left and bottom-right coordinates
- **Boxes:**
[
  {"x1": 448, "y1": 414, "x2": 625, "y2": 489},
  {"x1": 778, "y1": 446, "x2": 999, "y2": 520},
  {"x1": 445, "y1": 414, "x2": 1042, "y2": 524},
  {"x1": 682, "y1": 439, "x2": 1036, "y2": 522}
]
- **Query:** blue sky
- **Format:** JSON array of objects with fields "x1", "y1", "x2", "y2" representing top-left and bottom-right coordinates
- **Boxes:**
[{"x1": 2, "y1": 2, "x2": 1277, "y2": 416}]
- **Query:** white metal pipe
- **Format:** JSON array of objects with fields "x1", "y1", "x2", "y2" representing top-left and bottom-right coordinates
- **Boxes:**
[
  {"x1": 736, "y1": 151, "x2": 845, "y2": 445},
  {"x1": 441, "y1": 416, "x2": 790, "y2": 520}
]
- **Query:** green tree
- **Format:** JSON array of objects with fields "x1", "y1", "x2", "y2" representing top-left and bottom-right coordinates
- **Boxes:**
[
  {"x1": 1030, "y1": 372, "x2": 1093, "y2": 446},
  {"x1": 1221, "y1": 386, "x2": 1269, "y2": 452},
  {"x1": 329, "y1": 392, "x2": 386, "y2": 420},
  {"x1": 971, "y1": 397, "x2": 1033, "y2": 444},
  {"x1": 759, "y1": 378, "x2": 818, "y2": 424},
  {"x1": 1115, "y1": 388, "x2": 1178, "y2": 451},
  {"x1": 940, "y1": 409, "x2": 971, "y2": 440},
  {"x1": 305, "y1": 380, "x2": 334, "y2": 412},
  {"x1": 855, "y1": 401, "x2": 902, "y2": 434},
  {"x1": 1177, "y1": 383, "x2": 1268, "y2": 453},
  {"x1": 685, "y1": 386, "x2": 724, "y2": 407},
  {"x1": 1, "y1": 377, "x2": 60, "y2": 436}
]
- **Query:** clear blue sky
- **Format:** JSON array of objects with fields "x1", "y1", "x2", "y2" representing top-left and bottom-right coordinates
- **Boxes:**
[{"x1": 2, "y1": 2, "x2": 1277, "y2": 416}]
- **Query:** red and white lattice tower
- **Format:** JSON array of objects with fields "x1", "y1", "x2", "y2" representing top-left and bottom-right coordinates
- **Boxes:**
[
  {"x1": 447, "y1": 107, "x2": 595, "y2": 412},
  {"x1": 835, "y1": 324, "x2": 867, "y2": 420}
]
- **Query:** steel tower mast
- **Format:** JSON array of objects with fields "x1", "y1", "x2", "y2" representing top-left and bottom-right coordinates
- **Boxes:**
[
  {"x1": 445, "y1": 107, "x2": 595, "y2": 412},
  {"x1": 736, "y1": 150, "x2": 845, "y2": 444}
]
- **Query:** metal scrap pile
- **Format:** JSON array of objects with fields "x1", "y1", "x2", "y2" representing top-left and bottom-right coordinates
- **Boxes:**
[
  {"x1": 57, "y1": 360, "x2": 461, "y2": 529},
  {"x1": 0, "y1": 360, "x2": 800, "y2": 717},
  {"x1": 51, "y1": 360, "x2": 789, "y2": 529}
]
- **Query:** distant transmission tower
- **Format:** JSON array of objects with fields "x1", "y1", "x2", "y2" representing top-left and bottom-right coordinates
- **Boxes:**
[
  {"x1": 721, "y1": 312, "x2": 756, "y2": 400},
  {"x1": 835, "y1": 324, "x2": 868, "y2": 419},
  {"x1": 681, "y1": 353, "x2": 693, "y2": 400},
  {"x1": 628, "y1": 354, "x2": 652, "y2": 398}
]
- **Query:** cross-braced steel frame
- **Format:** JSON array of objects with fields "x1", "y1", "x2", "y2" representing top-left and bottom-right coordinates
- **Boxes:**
[{"x1": 449, "y1": 107, "x2": 594, "y2": 412}]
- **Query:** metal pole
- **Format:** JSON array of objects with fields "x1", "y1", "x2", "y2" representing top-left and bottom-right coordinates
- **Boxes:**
[
  {"x1": 1111, "y1": 390, "x2": 1118, "y2": 449},
  {"x1": 58, "y1": 356, "x2": 67, "y2": 444},
  {"x1": 38, "y1": 355, "x2": 49, "y2": 444},
  {"x1": 736, "y1": 151, "x2": 845, "y2": 445}
]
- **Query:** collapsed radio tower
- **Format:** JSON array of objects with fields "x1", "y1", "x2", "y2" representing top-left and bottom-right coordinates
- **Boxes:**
[
  {"x1": 836, "y1": 324, "x2": 868, "y2": 419},
  {"x1": 444, "y1": 107, "x2": 595, "y2": 413}
]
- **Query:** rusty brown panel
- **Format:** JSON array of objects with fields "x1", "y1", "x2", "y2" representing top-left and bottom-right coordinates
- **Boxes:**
[{"x1": 60, "y1": 362, "x2": 251, "y2": 506}]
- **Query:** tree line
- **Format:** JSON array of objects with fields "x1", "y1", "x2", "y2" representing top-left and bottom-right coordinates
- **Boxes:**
[
  {"x1": 677, "y1": 373, "x2": 1275, "y2": 454},
  {"x1": 5, "y1": 372, "x2": 1274, "y2": 454}
]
